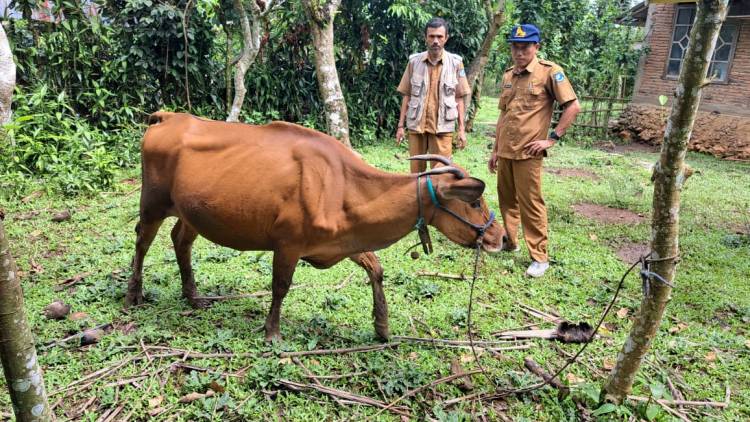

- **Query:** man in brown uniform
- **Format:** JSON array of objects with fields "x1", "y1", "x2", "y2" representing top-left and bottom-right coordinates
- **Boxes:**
[
  {"x1": 395, "y1": 17, "x2": 471, "y2": 173},
  {"x1": 488, "y1": 24, "x2": 581, "y2": 278}
]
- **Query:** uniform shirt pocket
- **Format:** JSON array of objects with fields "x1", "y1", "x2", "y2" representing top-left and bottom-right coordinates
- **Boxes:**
[
  {"x1": 499, "y1": 90, "x2": 513, "y2": 111},
  {"x1": 522, "y1": 85, "x2": 547, "y2": 110}
]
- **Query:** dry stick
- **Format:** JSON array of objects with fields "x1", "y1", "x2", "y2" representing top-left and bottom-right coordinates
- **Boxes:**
[
  {"x1": 334, "y1": 272, "x2": 355, "y2": 290},
  {"x1": 415, "y1": 270, "x2": 470, "y2": 280},
  {"x1": 277, "y1": 379, "x2": 411, "y2": 417},
  {"x1": 49, "y1": 352, "x2": 146, "y2": 395},
  {"x1": 305, "y1": 370, "x2": 369, "y2": 380},
  {"x1": 140, "y1": 338, "x2": 153, "y2": 363},
  {"x1": 626, "y1": 396, "x2": 730, "y2": 409},
  {"x1": 373, "y1": 369, "x2": 484, "y2": 417},
  {"x1": 100, "y1": 404, "x2": 124, "y2": 422},
  {"x1": 442, "y1": 391, "x2": 490, "y2": 407},
  {"x1": 261, "y1": 342, "x2": 400, "y2": 358},
  {"x1": 292, "y1": 357, "x2": 347, "y2": 407},
  {"x1": 523, "y1": 357, "x2": 569, "y2": 397},
  {"x1": 491, "y1": 321, "x2": 546, "y2": 336},
  {"x1": 517, "y1": 303, "x2": 563, "y2": 323},
  {"x1": 652, "y1": 400, "x2": 691, "y2": 422},
  {"x1": 193, "y1": 285, "x2": 303, "y2": 301},
  {"x1": 392, "y1": 335, "x2": 522, "y2": 346}
]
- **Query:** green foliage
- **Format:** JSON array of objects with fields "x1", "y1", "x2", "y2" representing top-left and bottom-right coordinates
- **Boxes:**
[{"x1": 1, "y1": 85, "x2": 142, "y2": 196}]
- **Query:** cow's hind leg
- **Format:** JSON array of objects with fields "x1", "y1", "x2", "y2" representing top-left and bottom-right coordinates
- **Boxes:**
[
  {"x1": 126, "y1": 219, "x2": 164, "y2": 307},
  {"x1": 264, "y1": 251, "x2": 299, "y2": 342},
  {"x1": 350, "y1": 252, "x2": 388, "y2": 341},
  {"x1": 170, "y1": 219, "x2": 209, "y2": 309}
]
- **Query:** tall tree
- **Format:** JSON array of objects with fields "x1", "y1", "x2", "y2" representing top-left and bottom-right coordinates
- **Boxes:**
[
  {"x1": 226, "y1": 0, "x2": 279, "y2": 122},
  {"x1": 465, "y1": 0, "x2": 505, "y2": 131},
  {"x1": 1, "y1": 25, "x2": 51, "y2": 421},
  {"x1": 0, "y1": 21, "x2": 15, "y2": 133},
  {"x1": 603, "y1": 0, "x2": 729, "y2": 402},
  {"x1": 303, "y1": 0, "x2": 351, "y2": 147}
]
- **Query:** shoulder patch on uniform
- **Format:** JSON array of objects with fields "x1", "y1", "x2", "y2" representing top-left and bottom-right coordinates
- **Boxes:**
[
  {"x1": 553, "y1": 71, "x2": 565, "y2": 83},
  {"x1": 459, "y1": 68, "x2": 466, "y2": 77}
]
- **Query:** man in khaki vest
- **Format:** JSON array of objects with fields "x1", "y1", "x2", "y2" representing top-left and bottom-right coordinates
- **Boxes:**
[
  {"x1": 488, "y1": 24, "x2": 581, "y2": 278},
  {"x1": 395, "y1": 17, "x2": 471, "y2": 173}
]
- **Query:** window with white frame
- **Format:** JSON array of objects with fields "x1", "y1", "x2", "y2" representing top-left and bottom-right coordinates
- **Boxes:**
[{"x1": 666, "y1": 4, "x2": 739, "y2": 82}]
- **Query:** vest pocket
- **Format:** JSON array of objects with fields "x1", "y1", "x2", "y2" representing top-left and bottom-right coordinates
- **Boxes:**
[
  {"x1": 443, "y1": 97, "x2": 458, "y2": 121},
  {"x1": 407, "y1": 98, "x2": 421, "y2": 120}
]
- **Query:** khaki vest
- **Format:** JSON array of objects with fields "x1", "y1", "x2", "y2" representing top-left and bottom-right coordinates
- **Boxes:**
[{"x1": 406, "y1": 51, "x2": 462, "y2": 134}]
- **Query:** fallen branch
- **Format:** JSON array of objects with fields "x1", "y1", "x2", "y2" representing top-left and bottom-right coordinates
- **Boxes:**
[
  {"x1": 277, "y1": 379, "x2": 410, "y2": 417},
  {"x1": 627, "y1": 395, "x2": 729, "y2": 409},
  {"x1": 517, "y1": 303, "x2": 563, "y2": 323},
  {"x1": 305, "y1": 370, "x2": 368, "y2": 380},
  {"x1": 491, "y1": 321, "x2": 545, "y2": 335},
  {"x1": 262, "y1": 342, "x2": 400, "y2": 358},
  {"x1": 416, "y1": 270, "x2": 472, "y2": 280},
  {"x1": 496, "y1": 322, "x2": 594, "y2": 344},
  {"x1": 293, "y1": 357, "x2": 347, "y2": 407},
  {"x1": 523, "y1": 357, "x2": 569, "y2": 398},
  {"x1": 193, "y1": 285, "x2": 303, "y2": 301},
  {"x1": 374, "y1": 369, "x2": 484, "y2": 417},
  {"x1": 392, "y1": 335, "x2": 519, "y2": 346}
]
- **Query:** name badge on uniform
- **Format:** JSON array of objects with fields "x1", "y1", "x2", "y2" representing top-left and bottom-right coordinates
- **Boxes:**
[{"x1": 503, "y1": 83, "x2": 512, "y2": 88}]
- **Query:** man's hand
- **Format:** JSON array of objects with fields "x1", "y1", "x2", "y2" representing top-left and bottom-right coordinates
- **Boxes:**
[
  {"x1": 396, "y1": 127, "x2": 406, "y2": 146},
  {"x1": 524, "y1": 139, "x2": 555, "y2": 156},
  {"x1": 456, "y1": 128, "x2": 467, "y2": 150},
  {"x1": 488, "y1": 151, "x2": 499, "y2": 174}
]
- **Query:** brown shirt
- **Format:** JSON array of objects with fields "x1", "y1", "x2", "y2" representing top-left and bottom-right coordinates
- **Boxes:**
[
  {"x1": 397, "y1": 53, "x2": 471, "y2": 134},
  {"x1": 496, "y1": 57, "x2": 577, "y2": 160}
]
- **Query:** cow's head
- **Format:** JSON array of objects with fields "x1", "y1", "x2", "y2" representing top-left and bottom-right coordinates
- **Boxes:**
[{"x1": 410, "y1": 155, "x2": 504, "y2": 253}]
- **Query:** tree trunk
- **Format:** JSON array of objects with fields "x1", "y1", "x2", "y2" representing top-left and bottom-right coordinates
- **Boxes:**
[
  {"x1": 464, "y1": 0, "x2": 505, "y2": 132},
  {"x1": 303, "y1": 0, "x2": 351, "y2": 147},
  {"x1": 603, "y1": 0, "x2": 729, "y2": 403},
  {"x1": 1, "y1": 219, "x2": 52, "y2": 421},
  {"x1": 226, "y1": 0, "x2": 264, "y2": 122},
  {"x1": 0, "y1": 23, "x2": 16, "y2": 129}
]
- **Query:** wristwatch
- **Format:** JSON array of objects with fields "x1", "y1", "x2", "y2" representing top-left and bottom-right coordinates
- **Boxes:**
[{"x1": 549, "y1": 130, "x2": 561, "y2": 141}]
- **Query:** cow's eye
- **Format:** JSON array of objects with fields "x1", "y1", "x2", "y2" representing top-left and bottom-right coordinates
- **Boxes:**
[{"x1": 470, "y1": 201, "x2": 481, "y2": 209}]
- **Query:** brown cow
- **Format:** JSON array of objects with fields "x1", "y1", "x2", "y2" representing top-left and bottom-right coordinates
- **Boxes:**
[{"x1": 127, "y1": 112, "x2": 503, "y2": 341}]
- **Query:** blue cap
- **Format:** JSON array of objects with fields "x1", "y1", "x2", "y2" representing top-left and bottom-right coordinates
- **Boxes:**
[{"x1": 508, "y1": 24, "x2": 541, "y2": 43}]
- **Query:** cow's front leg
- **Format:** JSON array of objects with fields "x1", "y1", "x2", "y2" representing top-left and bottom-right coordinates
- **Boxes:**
[
  {"x1": 264, "y1": 250, "x2": 299, "y2": 342},
  {"x1": 350, "y1": 252, "x2": 389, "y2": 341},
  {"x1": 170, "y1": 219, "x2": 210, "y2": 309}
]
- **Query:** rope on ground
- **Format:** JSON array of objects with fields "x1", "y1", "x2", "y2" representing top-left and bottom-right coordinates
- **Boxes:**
[{"x1": 464, "y1": 250, "x2": 676, "y2": 401}]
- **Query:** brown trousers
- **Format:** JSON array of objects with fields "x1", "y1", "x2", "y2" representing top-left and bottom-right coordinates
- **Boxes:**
[
  {"x1": 496, "y1": 157, "x2": 548, "y2": 262},
  {"x1": 408, "y1": 132, "x2": 453, "y2": 173}
]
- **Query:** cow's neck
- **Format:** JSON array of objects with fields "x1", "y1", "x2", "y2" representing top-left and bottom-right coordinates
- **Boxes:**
[{"x1": 345, "y1": 170, "x2": 433, "y2": 248}]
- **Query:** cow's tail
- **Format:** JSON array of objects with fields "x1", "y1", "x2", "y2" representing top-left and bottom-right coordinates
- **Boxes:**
[{"x1": 146, "y1": 111, "x2": 177, "y2": 126}]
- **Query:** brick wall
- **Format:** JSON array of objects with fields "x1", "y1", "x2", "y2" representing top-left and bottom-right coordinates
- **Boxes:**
[{"x1": 632, "y1": 4, "x2": 750, "y2": 116}]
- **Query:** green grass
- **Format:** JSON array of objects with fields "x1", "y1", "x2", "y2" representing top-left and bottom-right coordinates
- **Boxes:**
[{"x1": 1, "y1": 111, "x2": 749, "y2": 421}]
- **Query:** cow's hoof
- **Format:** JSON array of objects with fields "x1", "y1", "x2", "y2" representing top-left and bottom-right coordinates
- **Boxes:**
[
  {"x1": 188, "y1": 297, "x2": 212, "y2": 309},
  {"x1": 264, "y1": 330, "x2": 282, "y2": 343},
  {"x1": 374, "y1": 324, "x2": 390, "y2": 342},
  {"x1": 124, "y1": 292, "x2": 144, "y2": 308}
]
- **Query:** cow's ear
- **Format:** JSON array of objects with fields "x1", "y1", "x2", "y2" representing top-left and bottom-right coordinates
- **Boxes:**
[{"x1": 438, "y1": 177, "x2": 485, "y2": 203}]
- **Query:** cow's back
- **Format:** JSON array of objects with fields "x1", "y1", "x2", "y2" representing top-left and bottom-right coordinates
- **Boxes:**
[{"x1": 140, "y1": 112, "x2": 358, "y2": 250}]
